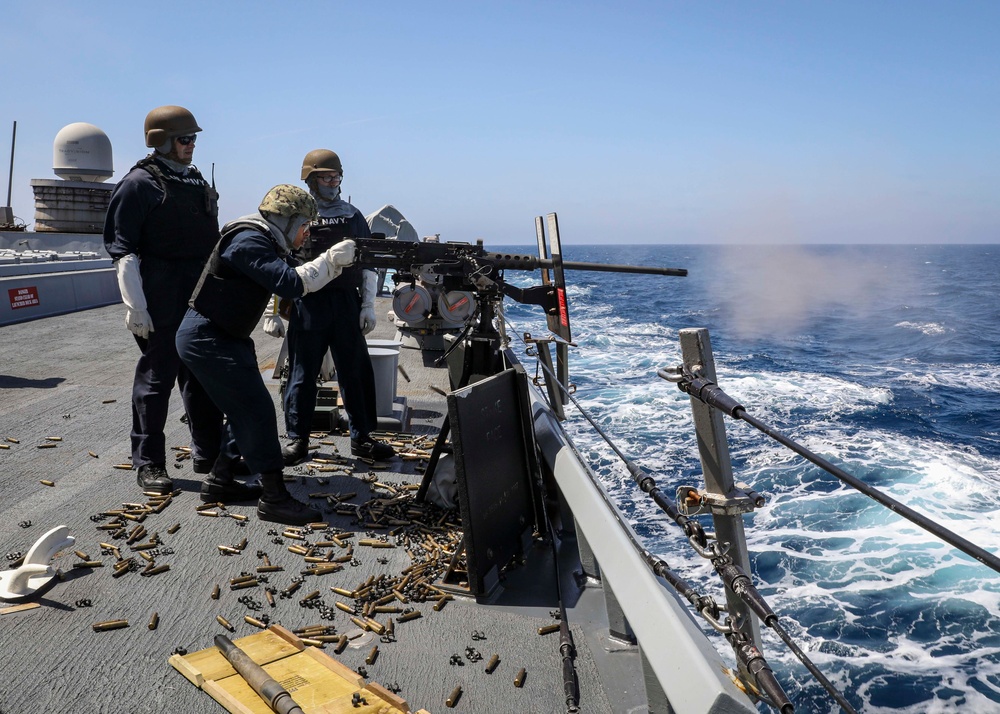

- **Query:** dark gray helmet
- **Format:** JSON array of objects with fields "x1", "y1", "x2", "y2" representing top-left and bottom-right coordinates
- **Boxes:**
[
  {"x1": 301, "y1": 149, "x2": 343, "y2": 181},
  {"x1": 144, "y1": 105, "x2": 201, "y2": 148}
]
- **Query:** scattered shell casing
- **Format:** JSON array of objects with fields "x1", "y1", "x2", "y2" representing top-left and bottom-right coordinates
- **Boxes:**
[
  {"x1": 88, "y1": 451, "x2": 99, "y2": 458},
  {"x1": 218, "y1": 545, "x2": 242, "y2": 555},
  {"x1": 334, "y1": 635, "x2": 348, "y2": 653},
  {"x1": 216, "y1": 615, "x2": 234, "y2": 631},
  {"x1": 244, "y1": 615, "x2": 267, "y2": 629},
  {"x1": 514, "y1": 668, "x2": 527, "y2": 687},
  {"x1": 335, "y1": 601, "x2": 354, "y2": 614},
  {"x1": 446, "y1": 685, "x2": 462, "y2": 708},
  {"x1": 142, "y1": 564, "x2": 170, "y2": 576},
  {"x1": 538, "y1": 623, "x2": 560, "y2": 636},
  {"x1": 167, "y1": 523, "x2": 181, "y2": 535},
  {"x1": 148, "y1": 612, "x2": 159, "y2": 630},
  {"x1": 485, "y1": 654, "x2": 500, "y2": 673},
  {"x1": 398, "y1": 610, "x2": 422, "y2": 623},
  {"x1": 230, "y1": 579, "x2": 258, "y2": 591},
  {"x1": 73, "y1": 550, "x2": 90, "y2": 560},
  {"x1": 39, "y1": 479, "x2": 56, "y2": 486},
  {"x1": 197, "y1": 510, "x2": 220, "y2": 518},
  {"x1": 196, "y1": 502, "x2": 221, "y2": 511},
  {"x1": 72, "y1": 561, "x2": 104, "y2": 568},
  {"x1": 210, "y1": 584, "x2": 220, "y2": 600},
  {"x1": 37, "y1": 443, "x2": 57, "y2": 449},
  {"x1": 92, "y1": 620, "x2": 129, "y2": 632},
  {"x1": 45, "y1": 436, "x2": 62, "y2": 441},
  {"x1": 366, "y1": 646, "x2": 379, "y2": 665},
  {"x1": 300, "y1": 637, "x2": 323, "y2": 647},
  {"x1": 265, "y1": 590, "x2": 275, "y2": 608}
]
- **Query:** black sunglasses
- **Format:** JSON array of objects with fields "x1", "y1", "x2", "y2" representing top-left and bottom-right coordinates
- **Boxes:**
[{"x1": 176, "y1": 135, "x2": 197, "y2": 145}]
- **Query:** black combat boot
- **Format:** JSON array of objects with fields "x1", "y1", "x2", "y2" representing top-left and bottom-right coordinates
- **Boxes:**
[
  {"x1": 257, "y1": 471, "x2": 321, "y2": 525},
  {"x1": 281, "y1": 438, "x2": 310, "y2": 466},
  {"x1": 137, "y1": 464, "x2": 173, "y2": 495},
  {"x1": 350, "y1": 437, "x2": 395, "y2": 461},
  {"x1": 200, "y1": 460, "x2": 263, "y2": 503}
]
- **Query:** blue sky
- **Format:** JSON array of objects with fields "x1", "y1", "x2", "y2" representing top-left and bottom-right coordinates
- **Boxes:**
[{"x1": 3, "y1": 1, "x2": 998, "y2": 244}]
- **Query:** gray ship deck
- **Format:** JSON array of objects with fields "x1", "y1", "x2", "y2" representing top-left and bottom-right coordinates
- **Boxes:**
[{"x1": 0, "y1": 301, "x2": 642, "y2": 713}]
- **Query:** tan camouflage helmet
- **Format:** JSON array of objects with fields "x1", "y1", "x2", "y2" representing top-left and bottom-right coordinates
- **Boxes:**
[
  {"x1": 300, "y1": 149, "x2": 343, "y2": 181},
  {"x1": 258, "y1": 184, "x2": 318, "y2": 221},
  {"x1": 144, "y1": 105, "x2": 202, "y2": 147}
]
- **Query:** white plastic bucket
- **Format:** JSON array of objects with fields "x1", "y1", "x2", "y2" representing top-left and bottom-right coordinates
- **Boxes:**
[{"x1": 367, "y1": 347, "x2": 399, "y2": 417}]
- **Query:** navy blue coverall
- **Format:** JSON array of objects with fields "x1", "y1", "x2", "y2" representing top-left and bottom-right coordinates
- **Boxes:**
[
  {"x1": 176, "y1": 223, "x2": 307, "y2": 475},
  {"x1": 103, "y1": 156, "x2": 223, "y2": 471},
  {"x1": 283, "y1": 209, "x2": 377, "y2": 442}
]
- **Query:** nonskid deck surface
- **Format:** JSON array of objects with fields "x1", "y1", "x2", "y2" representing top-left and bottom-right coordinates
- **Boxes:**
[{"x1": 0, "y1": 302, "x2": 628, "y2": 713}]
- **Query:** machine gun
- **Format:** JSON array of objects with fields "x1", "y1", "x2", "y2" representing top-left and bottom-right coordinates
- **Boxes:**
[
  {"x1": 355, "y1": 213, "x2": 687, "y2": 411},
  {"x1": 356, "y1": 213, "x2": 685, "y2": 344}
]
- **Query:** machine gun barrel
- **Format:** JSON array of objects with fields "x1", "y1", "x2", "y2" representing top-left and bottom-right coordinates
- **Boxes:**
[{"x1": 483, "y1": 251, "x2": 687, "y2": 277}]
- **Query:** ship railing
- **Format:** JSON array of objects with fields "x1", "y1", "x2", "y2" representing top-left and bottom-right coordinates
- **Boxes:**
[{"x1": 526, "y1": 326, "x2": 871, "y2": 713}]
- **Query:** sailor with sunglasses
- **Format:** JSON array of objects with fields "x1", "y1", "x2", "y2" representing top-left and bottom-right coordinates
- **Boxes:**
[{"x1": 103, "y1": 105, "x2": 244, "y2": 500}]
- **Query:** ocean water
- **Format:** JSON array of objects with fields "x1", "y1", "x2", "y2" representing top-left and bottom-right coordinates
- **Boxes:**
[{"x1": 500, "y1": 244, "x2": 1000, "y2": 713}]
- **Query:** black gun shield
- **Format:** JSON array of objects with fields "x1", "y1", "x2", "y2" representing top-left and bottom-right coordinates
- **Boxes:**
[{"x1": 447, "y1": 367, "x2": 537, "y2": 597}]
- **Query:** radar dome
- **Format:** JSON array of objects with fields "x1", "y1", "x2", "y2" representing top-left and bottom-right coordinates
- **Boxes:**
[{"x1": 53, "y1": 123, "x2": 113, "y2": 182}]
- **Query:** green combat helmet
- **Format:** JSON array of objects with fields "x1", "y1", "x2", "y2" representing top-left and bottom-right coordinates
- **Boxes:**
[
  {"x1": 144, "y1": 105, "x2": 201, "y2": 147},
  {"x1": 258, "y1": 184, "x2": 318, "y2": 222}
]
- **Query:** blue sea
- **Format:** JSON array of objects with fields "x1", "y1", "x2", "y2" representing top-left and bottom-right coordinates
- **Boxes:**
[{"x1": 501, "y1": 244, "x2": 1000, "y2": 713}]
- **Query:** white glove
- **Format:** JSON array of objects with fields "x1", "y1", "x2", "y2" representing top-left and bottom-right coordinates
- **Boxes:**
[
  {"x1": 326, "y1": 239, "x2": 356, "y2": 268},
  {"x1": 263, "y1": 314, "x2": 285, "y2": 338},
  {"x1": 359, "y1": 269, "x2": 377, "y2": 335},
  {"x1": 115, "y1": 254, "x2": 154, "y2": 339}
]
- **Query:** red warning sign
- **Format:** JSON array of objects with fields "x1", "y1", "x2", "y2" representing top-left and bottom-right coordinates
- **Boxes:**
[{"x1": 8, "y1": 286, "x2": 40, "y2": 310}]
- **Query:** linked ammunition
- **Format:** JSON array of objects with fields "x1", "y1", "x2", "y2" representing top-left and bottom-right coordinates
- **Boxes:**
[
  {"x1": 446, "y1": 685, "x2": 462, "y2": 708},
  {"x1": 148, "y1": 612, "x2": 159, "y2": 630},
  {"x1": 92, "y1": 620, "x2": 129, "y2": 632},
  {"x1": 514, "y1": 668, "x2": 526, "y2": 687},
  {"x1": 485, "y1": 654, "x2": 500, "y2": 673},
  {"x1": 216, "y1": 615, "x2": 234, "y2": 631}
]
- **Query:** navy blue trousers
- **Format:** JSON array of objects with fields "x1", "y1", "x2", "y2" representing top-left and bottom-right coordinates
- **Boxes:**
[
  {"x1": 283, "y1": 290, "x2": 377, "y2": 442},
  {"x1": 130, "y1": 323, "x2": 222, "y2": 469},
  {"x1": 176, "y1": 309, "x2": 284, "y2": 474}
]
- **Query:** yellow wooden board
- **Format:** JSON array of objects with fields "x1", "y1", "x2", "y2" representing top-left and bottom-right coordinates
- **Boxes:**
[{"x1": 169, "y1": 625, "x2": 430, "y2": 714}]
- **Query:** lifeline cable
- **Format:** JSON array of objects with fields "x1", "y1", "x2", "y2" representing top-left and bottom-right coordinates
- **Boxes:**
[
  {"x1": 510, "y1": 335, "x2": 821, "y2": 711},
  {"x1": 510, "y1": 326, "x2": 858, "y2": 713},
  {"x1": 662, "y1": 365, "x2": 1000, "y2": 578}
]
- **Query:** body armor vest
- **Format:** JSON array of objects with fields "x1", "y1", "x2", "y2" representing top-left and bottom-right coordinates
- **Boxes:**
[
  {"x1": 136, "y1": 157, "x2": 220, "y2": 261},
  {"x1": 189, "y1": 223, "x2": 279, "y2": 338},
  {"x1": 306, "y1": 218, "x2": 362, "y2": 291}
]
